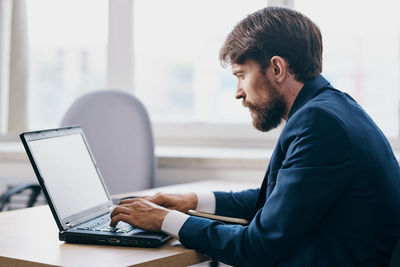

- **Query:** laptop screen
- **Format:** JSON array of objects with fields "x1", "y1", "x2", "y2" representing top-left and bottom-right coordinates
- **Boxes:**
[{"x1": 28, "y1": 133, "x2": 109, "y2": 219}]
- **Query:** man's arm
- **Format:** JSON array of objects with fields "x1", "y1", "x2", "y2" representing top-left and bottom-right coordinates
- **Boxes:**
[
  {"x1": 160, "y1": 189, "x2": 259, "y2": 237},
  {"x1": 214, "y1": 189, "x2": 260, "y2": 220},
  {"x1": 110, "y1": 108, "x2": 354, "y2": 266},
  {"x1": 177, "y1": 108, "x2": 355, "y2": 266},
  {"x1": 160, "y1": 192, "x2": 215, "y2": 239}
]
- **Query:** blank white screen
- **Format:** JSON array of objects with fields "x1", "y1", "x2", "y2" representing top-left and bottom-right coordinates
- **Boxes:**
[{"x1": 29, "y1": 134, "x2": 109, "y2": 219}]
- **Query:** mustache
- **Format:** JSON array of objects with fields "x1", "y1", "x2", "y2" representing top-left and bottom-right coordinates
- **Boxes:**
[
  {"x1": 242, "y1": 100, "x2": 258, "y2": 110},
  {"x1": 242, "y1": 100, "x2": 250, "y2": 108}
]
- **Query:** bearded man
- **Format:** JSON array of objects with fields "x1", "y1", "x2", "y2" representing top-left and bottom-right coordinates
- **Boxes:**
[{"x1": 111, "y1": 7, "x2": 400, "y2": 266}]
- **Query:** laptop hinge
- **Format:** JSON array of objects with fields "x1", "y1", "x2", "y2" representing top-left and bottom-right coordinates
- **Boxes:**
[{"x1": 65, "y1": 222, "x2": 72, "y2": 229}]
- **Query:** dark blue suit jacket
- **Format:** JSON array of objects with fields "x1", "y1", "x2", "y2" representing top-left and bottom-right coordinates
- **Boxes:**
[{"x1": 179, "y1": 75, "x2": 400, "y2": 266}]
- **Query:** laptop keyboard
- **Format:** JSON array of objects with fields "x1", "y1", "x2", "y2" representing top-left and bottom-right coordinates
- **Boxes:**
[{"x1": 76, "y1": 214, "x2": 136, "y2": 233}]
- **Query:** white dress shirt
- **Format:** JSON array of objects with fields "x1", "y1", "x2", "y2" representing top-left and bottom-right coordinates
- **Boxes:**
[{"x1": 161, "y1": 191, "x2": 216, "y2": 239}]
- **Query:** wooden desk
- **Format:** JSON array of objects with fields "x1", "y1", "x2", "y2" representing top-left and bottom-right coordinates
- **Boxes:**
[{"x1": 0, "y1": 180, "x2": 257, "y2": 267}]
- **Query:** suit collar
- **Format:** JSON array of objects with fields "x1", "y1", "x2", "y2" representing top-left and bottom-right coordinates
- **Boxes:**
[{"x1": 287, "y1": 75, "x2": 332, "y2": 120}]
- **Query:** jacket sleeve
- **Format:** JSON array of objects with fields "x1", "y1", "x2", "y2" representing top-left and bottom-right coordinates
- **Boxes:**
[
  {"x1": 213, "y1": 189, "x2": 260, "y2": 220},
  {"x1": 178, "y1": 107, "x2": 355, "y2": 266}
]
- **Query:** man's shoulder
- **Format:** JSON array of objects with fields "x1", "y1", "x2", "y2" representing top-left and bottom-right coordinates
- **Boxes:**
[
  {"x1": 282, "y1": 87, "x2": 391, "y2": 163},
  {"x1": 298, "y1": 88, "x2": 353, "y2": 115},
  {"x1": 287, "y1": 88, "x2": 364, "y2": 133},
  {"x1": 286, "y1": 95, "x2": 349, "y2": 133},
  {"x1": 281, "y1": 89, "x2": 356, "y2": 152}
]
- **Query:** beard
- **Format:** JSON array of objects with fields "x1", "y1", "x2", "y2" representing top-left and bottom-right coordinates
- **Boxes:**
[{"x1": 244, "y1": 79, "x2": 286, "y2": 132}]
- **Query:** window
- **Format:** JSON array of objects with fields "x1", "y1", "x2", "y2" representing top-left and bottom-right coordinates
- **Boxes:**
[
  {"x1": 27, "y1": 0, "x2": 108, "y2": 129},
  {"x1": 130, "y1": 0, "x2": 281, "y2": 147},
  {"x1": 295, "y1": 0, "x2": 400, "y2": 138},
  {"x1": 133, "y1": 0, "x2": 268, "y2": 125},
  {"x1": 25, "y1": 0, "x2": 400, "y2": 149},
  {"x1": 130, "y1": 0, "x2": 400, "y2": 146}
]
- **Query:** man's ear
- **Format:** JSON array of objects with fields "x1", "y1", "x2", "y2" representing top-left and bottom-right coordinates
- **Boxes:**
[{"x1": 270, "y1": 56, "x2": 287, "y2": 83}]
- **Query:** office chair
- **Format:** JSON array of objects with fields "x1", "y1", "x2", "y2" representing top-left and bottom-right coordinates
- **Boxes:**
[
  {"x1": 60, "y1": 90, "x2": 156, "y2": 195},
  {"x1": 0, "y1": 183, "x2": 42, "y2": 211}
]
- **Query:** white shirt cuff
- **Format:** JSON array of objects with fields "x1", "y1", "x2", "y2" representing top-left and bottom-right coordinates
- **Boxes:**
[
  {"x1": 195, "y1": 191, "x2": 216, "y2": 214},
  {"x1": 161, "y1": 210, "x2": 189, "y2": 239}
]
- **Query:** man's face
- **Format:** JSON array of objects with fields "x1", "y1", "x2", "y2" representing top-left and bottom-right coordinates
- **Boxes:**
[{"x1": 232, "y1": 60, "x2": 286, "y2": 132}]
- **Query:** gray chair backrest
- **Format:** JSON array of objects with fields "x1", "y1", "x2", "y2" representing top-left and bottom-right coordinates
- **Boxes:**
[{"x1": 60, "y1": 90, "x2": 155, "y2": 194}]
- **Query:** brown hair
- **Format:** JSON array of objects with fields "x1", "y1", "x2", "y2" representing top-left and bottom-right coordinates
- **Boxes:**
[{"x1": 219, "y1": 6, "x2": 322, "y2": 82}]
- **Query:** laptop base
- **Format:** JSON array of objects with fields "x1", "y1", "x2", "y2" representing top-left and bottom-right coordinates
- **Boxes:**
[{"x1": 60, "y1": 231, "x2": 171, "y2": 248}]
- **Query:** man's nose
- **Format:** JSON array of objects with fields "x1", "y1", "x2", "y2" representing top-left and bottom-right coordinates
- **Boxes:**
[{"x1": 235, "y1": 83, "x2": 245, "y2": 99}]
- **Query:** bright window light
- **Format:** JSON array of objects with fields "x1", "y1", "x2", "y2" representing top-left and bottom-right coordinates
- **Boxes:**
[
  {"x1": 133, "y1": 0, "x2": 268, "y2": 124},
  {"x1": 27, "y1": 0, "x2": 108, "y2": 129},
  {"x1": 296, "y1": 0, "x2": 400, "y2": 138}
]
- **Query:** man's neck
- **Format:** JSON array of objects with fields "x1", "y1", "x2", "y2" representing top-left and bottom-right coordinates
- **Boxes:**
[{"x1": 281, "y1": 78, "x2": 304, "y2": 120}]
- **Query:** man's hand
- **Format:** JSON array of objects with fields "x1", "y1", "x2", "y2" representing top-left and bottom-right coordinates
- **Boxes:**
[
  {"x1": 140, "y1": 192, "x2": 198, "y2": 213},
  {"x1": 110, "y1": 198, "x2": 169, "y2": 232}
]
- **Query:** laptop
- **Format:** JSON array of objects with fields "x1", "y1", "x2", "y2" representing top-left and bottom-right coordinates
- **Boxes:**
[{"x1": 20, "y1": 126, "x2": 171, "y2": 247}]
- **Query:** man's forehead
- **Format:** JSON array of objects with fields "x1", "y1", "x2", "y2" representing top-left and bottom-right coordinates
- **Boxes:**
[
  {"x1": 231, "y1": 60, "x2": 261, "y2": 74},
  {"x1": 231, "y1": 63, "x2": 244, "y2": 73}
]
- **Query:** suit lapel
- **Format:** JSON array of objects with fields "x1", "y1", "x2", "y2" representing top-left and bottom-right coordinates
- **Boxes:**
[
  {"x1": 266, "y1": 175, "x2": 276, "y2": 199},
  {"x1": 252, "y1": 75, "x2": 332, "y2": 217},
  {"x1": 254, "y1": 162, "x2": 270, "y2": 213}
]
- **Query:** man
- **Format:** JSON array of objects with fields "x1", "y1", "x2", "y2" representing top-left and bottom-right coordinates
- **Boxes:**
[{"x1": 110, "y1": 7, "x2": 400, "y2": 266}]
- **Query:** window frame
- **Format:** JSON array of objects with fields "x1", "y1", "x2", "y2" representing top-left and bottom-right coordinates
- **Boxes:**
[
  {"x1": 4, "y1": 0, "x2": 397, "y2": 154},
  {"x1": 107, "y1": 0, "x2": 400, "y2": 152},
  {"x1": 106, "y1": 0, "x2": 285, "y2": 149}
]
